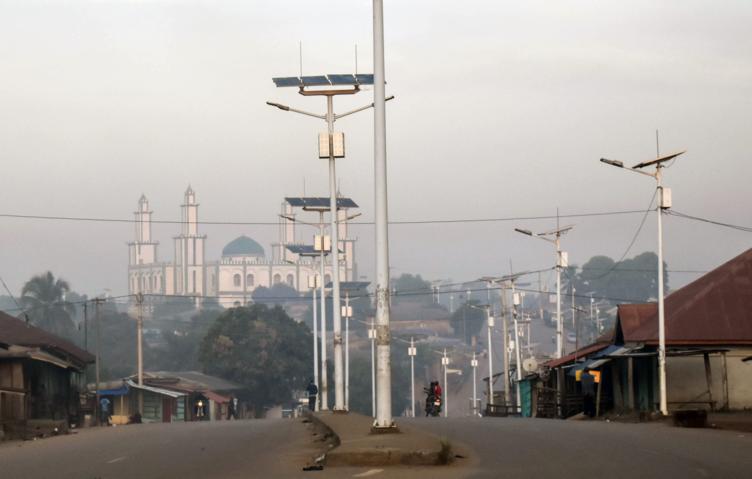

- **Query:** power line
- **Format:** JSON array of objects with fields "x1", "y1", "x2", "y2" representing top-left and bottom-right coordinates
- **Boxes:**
[
  {"x1": 0, "y1": 208, "x2": 650, "y2": 227},
  {"x1": 667, "y1": 210, "x2": 752, "y2": 233}
]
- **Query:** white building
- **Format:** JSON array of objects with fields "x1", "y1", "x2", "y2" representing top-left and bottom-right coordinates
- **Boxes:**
[{"x1": 128, "y1": 187, "x2": 357, "y2": 309}]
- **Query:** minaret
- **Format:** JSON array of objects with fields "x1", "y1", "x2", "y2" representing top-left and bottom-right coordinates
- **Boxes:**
[
  {"x1": 129, "y1": 194, "x2": 158, "y2": 266},
  {"x1": 128, "y1": 195, "x2": 159, "y2": 294},
  {"x1": 174, "y1": 186, "x2": 206, "y2": 296}
]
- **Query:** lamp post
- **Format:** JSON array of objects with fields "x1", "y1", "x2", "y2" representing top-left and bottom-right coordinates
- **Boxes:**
[
  {"x1": 514, "y1": 226, "x2": 573, "y2": 359},
  {"x1": 408, "y1": 337, "x2": 417, "y2": 417},
  {"x1": 342, "y1": 293, "x2": 353, "y2": 410},
  {"x1": 471, "y1": 352, "x2": 479, "y2": 416},
  {"x1": 441, "y1": 349, "x2": 450, "y2": 418},
  {"x1": 369, "y1": 317, "x2": 376, "y2": 417},
  {"x1": 470, "y1": 303, "x2": 496, "y2": 408},
  {"x1": 268, "y1": 78, "x2": 393, "y2": 413},
  {"x1": 511, "y1": 287, "x2": 523, "y2": 411},
  {"x1": 309, "y1": 274, "x2": 320, "y2": 411},
  {"x1": 599, "y1": 149, "x2": 685, "y2": 416}
]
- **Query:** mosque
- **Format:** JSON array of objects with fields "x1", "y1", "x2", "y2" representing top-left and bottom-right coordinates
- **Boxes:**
[{"x1": 127, "y1": 186, "x2": 358, "y2": 308}]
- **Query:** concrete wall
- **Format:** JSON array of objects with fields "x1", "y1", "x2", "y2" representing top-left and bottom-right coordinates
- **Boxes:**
[{"x1": 666, "y1": 349, "x2": 752, "y2": 410}]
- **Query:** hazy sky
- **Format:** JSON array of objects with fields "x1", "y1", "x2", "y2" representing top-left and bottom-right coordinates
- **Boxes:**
[{"x1": 1, "y1": 0, "x2": 750, "y2": 299}]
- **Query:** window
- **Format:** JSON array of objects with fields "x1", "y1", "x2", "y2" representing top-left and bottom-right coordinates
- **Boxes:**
[
  {"x1": 273, "y1": 273, "x2": 281, "y2": 285},
  {"x1": 192, "y1": 270, "x2": 197, "y2": 293},
  {"x1": 246, "y1": 274, "x2": 254, "y2": 286},
  {"x1": 286, "y1": 274, "x2": 294, "y2": 286},
  {"x1": 233, "y1": 273, "x2": 241, "y2": 287},
  {"x1": 325, "y1": 274, "x2": 331, "y2": 285}
]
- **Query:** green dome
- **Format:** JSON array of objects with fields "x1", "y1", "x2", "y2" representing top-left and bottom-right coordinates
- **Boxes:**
[{"x1": 222, "y1": 235, "x2": 265, "y2": 257}]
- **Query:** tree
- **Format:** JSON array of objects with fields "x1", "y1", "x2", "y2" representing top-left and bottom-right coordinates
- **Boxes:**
[
  {"x1": 153, "y1": 308, "x2": 220, "y2": 372},
  {"x1": 20, "y1": 271, "x2": 76, "y2": 339},
  {"x1": 449, "y1": 300, "x2": 485, "y2": 344},
  {"x1": 252, "y1": 283, "x2": 299, "y2": 305},
  {"x1": 198, "y1": 305, "x2": 312, "y2": 415},
  {"x1": 392, "y1": 273, "x2": 432, "y2": 305}
]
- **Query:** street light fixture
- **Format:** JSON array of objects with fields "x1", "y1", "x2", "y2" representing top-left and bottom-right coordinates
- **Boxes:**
[
  {"x1": 408, "y1": 337, "x2": 417, "y2": 418},
  {"x1": 269, "y1": 75, "x2": 393, "y2": 414},
  {"x1": 514, "y1": 226, "x2": 573, "y2": 359},
  {"x1": 469, "y1": 303, "x2": 497, "y2": 408},
  {"x1": 599, "y1": 149, "x2": 685, "y2": 416}
]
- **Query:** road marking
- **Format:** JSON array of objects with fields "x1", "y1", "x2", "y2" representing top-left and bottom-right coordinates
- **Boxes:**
[
  {"x1": 353, "y1": 469, "x2": 383, "y2": 477},
  {"x1": 107, "y1": 456, "x2": 126, "y2": 464}
]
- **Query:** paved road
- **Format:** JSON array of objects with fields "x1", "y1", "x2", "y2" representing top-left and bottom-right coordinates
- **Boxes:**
[
  {"x1": 0, "y1": 419, "x2": 323, "y2": 479},
  {"x1": 409, "y1": 416, "x2": 752, "y2": 479}
]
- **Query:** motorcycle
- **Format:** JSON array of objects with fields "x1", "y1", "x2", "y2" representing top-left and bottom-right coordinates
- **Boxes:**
[{"x1": 424, "y1": 387, "x2": 442, "y2": 417}]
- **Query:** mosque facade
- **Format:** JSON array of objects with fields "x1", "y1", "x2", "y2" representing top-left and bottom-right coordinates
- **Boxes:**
[{"x1": 127, "y1": 186, "x2": 357, "y2": 308}]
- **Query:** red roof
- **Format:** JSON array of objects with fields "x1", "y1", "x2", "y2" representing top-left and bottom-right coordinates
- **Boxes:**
[
  {"x1": 0, "y1": 310, "x2": 94, "y2": 366},
  {"x1": 619, "y1": 248, "x2": 752, "y2": 346},
  {"x1": 545, "y1": 341, "x2": 611, "y2": 368}
]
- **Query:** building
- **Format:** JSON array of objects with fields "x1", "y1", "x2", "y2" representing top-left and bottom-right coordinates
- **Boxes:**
[
  {"x1": 542, "y1": 248, "x2": 752, "y2": 417},
  {"x1": 128, "y1": 187, "x2": 358, "y2": 309},
  {"x1": 0, "y1": 311, "x2": 94, "y2": 439}
]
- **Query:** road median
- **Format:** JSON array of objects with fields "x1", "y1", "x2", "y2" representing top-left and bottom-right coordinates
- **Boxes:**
[{"x1": 305, "y1": 411, "x2": 451, "y2": 467}]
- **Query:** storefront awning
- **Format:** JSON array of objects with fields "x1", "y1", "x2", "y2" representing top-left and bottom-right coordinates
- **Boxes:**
[{"x1": 126, "y1": 379, "x2": 186, "y2": 398}]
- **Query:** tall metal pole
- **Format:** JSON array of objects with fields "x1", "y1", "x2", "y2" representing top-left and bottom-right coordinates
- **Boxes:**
[
  {"x1": 344, "y1": 292, "x2": 350, "y2": 410},
  {"x1": 326, "y1": 96, "x2": 345, "y2": 412},
  {"x1": 500, "y1": 292, "x2": 511, "y2": 405},
  {"x1": 442, "y1": 348, "x2": 448, "y2": 418},
  {"x1": 318, "y1": 213, "x2": 328, "y2": 410},
  {"x1": 409, "y1": 337, "x2": 416, "y2": 418},
  {"x1": 555, "y1": 236, "x2": 563, "y2": 359},
  {"x1": 94, "y1": 298, "x2": 102, "y2": 425},
  {"x1": 486, "y1": 307, "x2": 494, "y2": 406},
  {"x1": 370, "y1": 317, "x2": 376, "y2": 417},
  {"x1": 512, "y1": 284, "x2": 522, "y2": 410},
  {"x1": 312, "y1": 281, "x2": 319, "y2": 411},
  {"x1": 471, "y1": 352, "x2": 478, "y2": 416},
  {"x1": 83, "y1": 302, "x2": 88, "y2": 351},
  {"x1": 136, "y1": 293, "x2": 144, "y2": 414},
  {"x1": 373, "y1": 0, "x2": 393, "y2": 429},
  {"x1": 656, "y1": 168, "x2": 668, "y2": 416}
]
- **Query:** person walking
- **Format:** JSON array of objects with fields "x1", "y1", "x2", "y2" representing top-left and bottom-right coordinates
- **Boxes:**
[
  {"x1": 306, "y1": 379, "x2": 318, "y2": 411},
  {"x1": 581, "y1": 368, "x2": 596, "y2": 418},
  {"x1": 99, "y1": 396, "x2": 111, "y2": 426},
  {"x1": 227, "y1": 396, "x2": 239, "y2": 420}
]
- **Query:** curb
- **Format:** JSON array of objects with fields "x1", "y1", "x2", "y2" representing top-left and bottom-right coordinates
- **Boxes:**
[{"x1": 303, "y1": 412, "x2": 449, "y2": 467}]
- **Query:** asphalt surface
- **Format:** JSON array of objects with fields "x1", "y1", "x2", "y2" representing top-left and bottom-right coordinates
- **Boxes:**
[
  {"x1": 409, "y1": 416, "x2": 752, "y2": 479},
  {"x1": 0, "y1": 419, "x2": 323, "y2": 479},
  {"x1": 3, "y1": 416, "x2": 751, "y2": 478}
]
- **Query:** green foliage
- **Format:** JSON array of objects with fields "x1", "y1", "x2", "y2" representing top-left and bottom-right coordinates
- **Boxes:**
[
  {"x1": 449, "y1": 300, "x2": 485, "y2": 343},
  {"x1": 252, "y1": 283, "x2": 300, "y2": 305},
  {"x1": 392, "y1": 273, "x2": 432, "y2": 305},
  {"x1": 198, "y1": 304, "x2": 312, "y2": 415},
  {"x1": 577, "y1": 251, "x2": 668, "y2": 302},
  {"x1": 153, "y1": 309, "x2": 219, "y2": 372},
  {"x1": 20, "y1": 271, "x2": 76, "y2": 340}
]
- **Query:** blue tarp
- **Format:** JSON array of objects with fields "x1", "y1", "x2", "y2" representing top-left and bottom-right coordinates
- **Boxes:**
[{"x1": 97, "y1": 384, "x2": 129, "y2": 396}]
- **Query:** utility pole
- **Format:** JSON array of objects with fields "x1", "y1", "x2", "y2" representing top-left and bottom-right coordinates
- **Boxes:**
[
  {"x1": 373, "y1": 0, "x2": 394, "y2": 430},
  {"x1": 317, "y1": 215, "x2": 329, "y2": 410},
  {"x1": 310, "y1": 275, "x2": 320, "y2": 411},
  {"x1": 441, "y1": 349, "x2": 449, "y2": 418},
  {"x1": 486, "y1": 307, "x2": 495, "y2": 406},
  {"x1": 342, "y1": 292, "x2": 352, "y2": 410},
  {"x1": 136, "y1": 293, "x2": 144, "y2": 414},
  {"x1": 408, "y1": 337, "x2": 417, "y2": 418},
  {"x1": 500, "y1": 292, "x2": 511, "y2": 406},
  {"x1": 83, "y1": 302, "x2": 88, "y2": 351},
  {"x1": 471, "y1": 352, "x2": 479, "y2": 416},
  {"x1": 369, "y1": 317, "x2": 376, "y2": 417},
  {"x1": 94, "y1": 297, "x2": 103, "y2": 425}
]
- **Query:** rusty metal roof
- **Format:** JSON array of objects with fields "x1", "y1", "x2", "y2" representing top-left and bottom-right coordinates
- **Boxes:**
[
  {"x1": 0, "y1": 310, "x2": 94, "y2": 367},
  {"x1": 544, "y1": 341, "x2": 611, "y2": 369},
  {"x1": 620, "y1": 248, "x2": 752, "y2": 346}
]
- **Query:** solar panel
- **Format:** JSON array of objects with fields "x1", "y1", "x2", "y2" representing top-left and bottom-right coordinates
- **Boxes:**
[
  {"x1": 355, "y1": 74, "x2": 375, "y2": 85},
  {"x1": 273, "y1": 77, "x2": 302, "y2": 87},
  {"x1": 327, "y1": 74, "x2": 357, "y2": 85},
  {"x1": 301, "y1": 75, "x2": 331, "y2": 87},
  {"x1": 286, "y1": 197, "x2": 359, "y2": 210}
]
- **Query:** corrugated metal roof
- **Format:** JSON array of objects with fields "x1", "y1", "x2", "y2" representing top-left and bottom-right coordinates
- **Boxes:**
[
  {"x1": 126, "y1": 379, "x2": 186, "y2": 398},
  {"x1": 619, "y1": 248, "x2": 752, "y2": 346},
  {"x1": 544, "y1": 342, "x2": 611, "y2": 369},
  {"x1": 0, "y1": 311, "x2": 95, "y2": 367}
]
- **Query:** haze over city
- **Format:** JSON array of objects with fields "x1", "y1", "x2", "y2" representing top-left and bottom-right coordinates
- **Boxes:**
[{"x1": 1, "y1": 0, "x2": 750, "y2": 297}]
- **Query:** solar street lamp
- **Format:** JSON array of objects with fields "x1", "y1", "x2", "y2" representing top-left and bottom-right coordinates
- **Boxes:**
[
  {"x1": 599, "y1": 149, "x2": 685, "y2": 416},
  {"x1": 441, "y1": 349, "x2": 450, "y2": 417},
  {"x1": 308, "y1": 274, "x2": 321, "y2": 411},
  {"x1": 469, "y1": 302, "x2": 497, "y2": 408},
  {"x1": 471, "y1": 352, "x2": 479, "y2": 416},
  {"x1": 269, "y1": 73, "x2": 393, "y2": 414},
  {"x1": 408, "y1": 337, "x2": 417, "y2": 417},
  {"x1": 514, "y1": 225, "x2": 573, "y2": 359}
]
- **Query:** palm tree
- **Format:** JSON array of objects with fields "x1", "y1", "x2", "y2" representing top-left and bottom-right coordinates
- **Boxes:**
[{"x1": 20, "y1": 271, "x2": 76, "y2": 338}]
